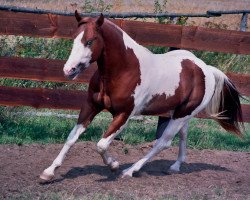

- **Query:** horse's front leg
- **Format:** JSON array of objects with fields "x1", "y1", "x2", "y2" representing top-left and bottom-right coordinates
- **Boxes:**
[
  {"x1": 40, "y1": 101, "x2": 101, "y2": 181},
  {"x1": 97, "y1": 113, "x2": 129, "y2": 171}
]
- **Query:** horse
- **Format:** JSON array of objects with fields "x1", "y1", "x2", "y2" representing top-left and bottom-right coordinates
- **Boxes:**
[{"x1": 40, "y1": 11, "x2": 244, "y2": 180}]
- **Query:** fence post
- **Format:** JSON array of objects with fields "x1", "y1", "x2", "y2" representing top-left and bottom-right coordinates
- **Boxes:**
[{"x1": 240, "y1": 13, "x2": 248, "y2": 31}]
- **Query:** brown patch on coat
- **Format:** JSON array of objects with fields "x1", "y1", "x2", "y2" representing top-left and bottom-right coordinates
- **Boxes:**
[
  {"x1": 72, "y1": 18, "x2": 141, "y2": 118},
  {"x1": 96, "y1": 22, "x2": 141, "y2": 138},
  {"x1": 74, "y1": 18, "x2": 141, "y2": 138},
  {"x1": 173, "y1": 59, "x2": 205, "y2": 118},
  {"x1": 141, "y1": 59, "x2": 205, "y2": 119},
  {"x1": 95, "y1": 22, "x2": 141, "y2": 115}
]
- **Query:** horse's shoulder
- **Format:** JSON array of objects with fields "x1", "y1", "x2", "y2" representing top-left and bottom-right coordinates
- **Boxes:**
[{"x1": 88, "y1": 70, "x2": 101, "y2": 92}]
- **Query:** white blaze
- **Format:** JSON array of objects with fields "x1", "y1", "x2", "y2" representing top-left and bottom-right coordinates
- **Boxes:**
[{"x1": 63, "y1": 31, "x2": 92, "y2": 75}]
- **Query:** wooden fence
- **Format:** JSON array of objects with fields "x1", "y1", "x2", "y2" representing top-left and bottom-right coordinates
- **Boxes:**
[{"x1": 0, "y1": 10, "x2": 249, "y2": 122}]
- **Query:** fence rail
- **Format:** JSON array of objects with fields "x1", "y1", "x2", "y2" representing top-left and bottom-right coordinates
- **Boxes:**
[
  {"x1": 0, "y1": 57, "x2": 249, "y2": 96},
  {"x1": 0, "y1": 85, "x2": 249, "y2": 122},
  {"x1": 0, "y1": 9, "x2": 249, "y2": 122},
  {"x1": 1, "y1": 10, "x2": 250, "y2": 54}
]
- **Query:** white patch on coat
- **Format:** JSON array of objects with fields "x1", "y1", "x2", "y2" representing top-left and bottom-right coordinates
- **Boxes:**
[
  {"x1": 63, "y1": 31, "x2": 92, "y2": 75},
  {"x1": 106, "y1": 20, "x2": 216, "y2": 119},
  {"x1": 122, "y1": 31, "x2": 200, "y2": 115},
  {"x1": 121, "y1": 26, "x2": 216, "y2": 118}
]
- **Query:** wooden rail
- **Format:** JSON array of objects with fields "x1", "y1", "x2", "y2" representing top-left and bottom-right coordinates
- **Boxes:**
[
  {"x1": 0, "y1": 10, "x2": 249, "y2": 122},
  {"x1": 0, "y1": 57, "x2": 96, "y2": 83},
  {"x1": 0, "y1": 57, "x2": 249, "y2": 96},
  {"x1": 0, "y1": 86, "x2": 86, "y2": 110},
  {"x1": 0, "y1": 86, "x2": 249, "y2": 122},
  {"x1": 1, "y1": 10, "x2": 250, "y2": 54}
]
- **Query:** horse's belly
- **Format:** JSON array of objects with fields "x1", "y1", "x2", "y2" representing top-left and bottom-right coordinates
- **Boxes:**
[{"x1": 139, "y1": 93, "x2": 181, "y2": 116}]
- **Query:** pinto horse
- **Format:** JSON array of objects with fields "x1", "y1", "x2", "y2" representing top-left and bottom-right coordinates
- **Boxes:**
[{"x1": 40, "y1": 11, "x2": 243, "y2": 180}]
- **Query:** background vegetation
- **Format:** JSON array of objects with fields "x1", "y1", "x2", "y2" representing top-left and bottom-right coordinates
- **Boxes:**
[{"x1": 0, "y1": 0, "x2": 249, "y2": 151}]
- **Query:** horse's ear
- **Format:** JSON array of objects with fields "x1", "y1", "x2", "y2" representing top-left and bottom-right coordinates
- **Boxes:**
[
  {"x1": 75, "y1": 10, "x2": 82, "y2": 22},
  {"x1": 96, "y1": 13, "x2": 104, "y2": 27}
]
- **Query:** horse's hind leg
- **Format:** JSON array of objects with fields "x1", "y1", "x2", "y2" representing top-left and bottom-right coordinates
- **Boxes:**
[
  {"x1": 168, "y1": 121, "x2": 188, "y2": 173},
  {"x1": 40, "y1": 103, "x2": 100, "y2": 181},
  {"x1": 122, "y1": 118, "x2": 188, "y2": 178}
]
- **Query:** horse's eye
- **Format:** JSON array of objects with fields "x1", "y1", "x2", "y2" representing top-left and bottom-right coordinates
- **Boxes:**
[{"x1": 86, "y1": 40, "x2": 93, "y2": 46}]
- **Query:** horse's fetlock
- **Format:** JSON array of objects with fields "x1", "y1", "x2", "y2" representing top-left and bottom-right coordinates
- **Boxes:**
[
  {"x1": 53, "y1": 160, "x2": 62, "y2": 167},
  {"x1": 96, "y1": 145, "x2": 105, "y2": 154},
  {"x1": 179, "y1": 156, "x2": 186, "y2": 162}
]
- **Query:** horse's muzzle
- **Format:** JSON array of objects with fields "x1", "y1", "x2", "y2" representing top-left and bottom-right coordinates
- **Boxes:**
[{"x1": 64, "y1": 63, "x2": 87, "y2": 80}]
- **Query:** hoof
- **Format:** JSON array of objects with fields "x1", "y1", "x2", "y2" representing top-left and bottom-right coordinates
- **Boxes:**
[
  {"x1": 162, "y1": 168, "x2": 180, "y2": 175},
  {"x1": 39, "y1": 172, "x2": 54, "y2": 181},
  {"x1": 168, "y1": 169, "x2": 180, "y2": 174},
  {"x1": 121, "y1": 173, "x2": 133, "y2": 179},
  {"x1": 110, "y1": 161, "x2": 119, "y2": 172},
  {"x1": 121, "y1": 169, "x2": 133, "y2": 178}
]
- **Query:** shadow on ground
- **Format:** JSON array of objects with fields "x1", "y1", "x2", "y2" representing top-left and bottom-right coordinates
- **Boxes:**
[{"x1": 41, "y1": 159, "x2": 229, "y2": 184}]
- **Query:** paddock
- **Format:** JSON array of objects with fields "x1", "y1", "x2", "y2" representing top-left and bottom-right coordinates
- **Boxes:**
[{"x1": 0, "y1": 6, "x2": 249, "y2": 199}]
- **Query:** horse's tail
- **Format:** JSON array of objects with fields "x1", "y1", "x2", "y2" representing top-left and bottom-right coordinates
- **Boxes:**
[{"x1": 205, "y1": 66, "x2": 244, "y2": 137}]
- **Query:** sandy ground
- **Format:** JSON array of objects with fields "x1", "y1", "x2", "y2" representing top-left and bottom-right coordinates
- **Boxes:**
[{"x1": 0, "y1": 141, "x2": 249, "y2": 199}]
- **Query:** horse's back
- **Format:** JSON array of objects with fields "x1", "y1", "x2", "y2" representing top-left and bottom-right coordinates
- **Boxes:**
[{"x1": 164, "y1": 49, "x2": 196, "y2": 58}]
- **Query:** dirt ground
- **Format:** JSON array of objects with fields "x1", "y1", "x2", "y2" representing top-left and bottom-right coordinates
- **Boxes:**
[{"x1": 0, "y1": 141, "x2": 249, "y2": 199}]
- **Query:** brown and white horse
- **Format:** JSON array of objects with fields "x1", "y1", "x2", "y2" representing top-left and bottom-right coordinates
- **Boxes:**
[{"x1": 40, "y1": 12, "x2": 243, "y2": 180}]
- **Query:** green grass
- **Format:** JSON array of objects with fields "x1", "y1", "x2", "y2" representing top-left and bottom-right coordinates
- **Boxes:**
[
  {"x1": 187, "y1": 119, "x2": 250, "y2": 151},
  {"x1": 0, "y1": 35, "x2": 72, "y2": 59},
  {"x1": 0, "y1": 107, "x2": 155, "y2": 145},
  {"x1": 0, "y1": 107, "x2": 249, "y2": 151}
]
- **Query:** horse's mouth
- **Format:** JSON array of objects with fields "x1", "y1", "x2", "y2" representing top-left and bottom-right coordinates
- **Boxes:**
[{"x1": 66, "y1": 63, "x2": 88, "y2": 80}]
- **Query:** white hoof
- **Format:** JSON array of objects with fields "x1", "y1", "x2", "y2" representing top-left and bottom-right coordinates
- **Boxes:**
[
  {"x1": 169, "y1": 161, "x2": 181, "y2": 172},
  {"x1": 168, "y1": 168, "x2": 180, "y2": 174},
  {"x1": 40, "y1": 171, "x2": 54, "y2": 181},
  {"x1": 121, "y1": 169, "x2": 134, "y2": 178},
  {"x1": 110, "y1": 160, "x2": 119, "y2": 171}
]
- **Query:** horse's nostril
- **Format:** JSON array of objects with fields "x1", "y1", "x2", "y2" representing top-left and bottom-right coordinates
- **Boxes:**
[{"x1": 72, "y1": 67, "x2": 76, "y2": 72}]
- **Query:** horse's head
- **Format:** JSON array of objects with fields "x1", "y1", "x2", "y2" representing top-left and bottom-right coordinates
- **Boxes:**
[{"x1": 63, "y1": 10, "x2": 104, "y2": 79}]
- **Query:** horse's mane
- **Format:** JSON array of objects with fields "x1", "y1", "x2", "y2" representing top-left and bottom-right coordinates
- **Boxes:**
[{"x1": 103, "y1": 19, "x2": 152, "y2": 53}]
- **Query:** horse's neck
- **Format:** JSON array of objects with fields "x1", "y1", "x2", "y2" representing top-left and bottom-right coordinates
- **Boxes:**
[{"x1": 97, "y1": 20, "x2": 151, "y2": 78}]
